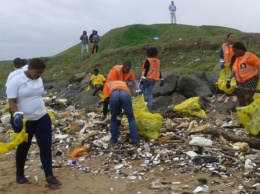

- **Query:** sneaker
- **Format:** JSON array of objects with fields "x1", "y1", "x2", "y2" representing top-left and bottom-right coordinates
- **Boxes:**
[
  {"x1": 16, "y1": 176, "x2": 29, "y2": 184},
  {"x1": 46, "y1": 176, "x2": 61, "y2": 186},
  {"x1": 224, "y1": 97, "x2": 231, "y2": 104},
  {"x1": 131, "y1": 140, "x2": 140, "y2": 147},
  {"x1": 232, "y1": 96, "x2": 238, "y2": 102}
]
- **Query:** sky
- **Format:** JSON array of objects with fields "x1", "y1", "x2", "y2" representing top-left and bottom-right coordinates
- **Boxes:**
[{"x1": 0, "y1": 0, "x2": 259, "y2": 61}]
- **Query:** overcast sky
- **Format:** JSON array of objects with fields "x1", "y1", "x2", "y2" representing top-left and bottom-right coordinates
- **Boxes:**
[{"x1": 0, "y1": 0, "x2": 259, "y2": 61}]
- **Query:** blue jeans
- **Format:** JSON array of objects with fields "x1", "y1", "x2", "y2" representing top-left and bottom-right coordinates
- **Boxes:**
[
  {"x1": 109, "y1": 90, "x2": 139, "y2": 143},
  {"x1": 139, "y1": 79, "x2": 156, "y2": 109},
  {"x1": 15, "y1": 114, "x2": 53, "y2": 178},
  {"x1": 81, "y1": 44, "x2": 89, "y2": 53}
]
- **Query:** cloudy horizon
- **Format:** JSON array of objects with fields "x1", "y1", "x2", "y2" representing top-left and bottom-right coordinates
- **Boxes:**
[{"x1": 1, "y1": 0, "x2": 259, "y2": 61}]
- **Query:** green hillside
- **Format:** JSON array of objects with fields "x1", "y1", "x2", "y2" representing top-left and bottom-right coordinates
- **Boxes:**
[{"x1": 1, "y1": 24, "x2": 260, "y2": 84}]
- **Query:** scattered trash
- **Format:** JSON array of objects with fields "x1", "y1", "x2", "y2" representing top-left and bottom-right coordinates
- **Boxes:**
[{"x1": 1, "y1": 93, "x2": 260, "y2": 193}]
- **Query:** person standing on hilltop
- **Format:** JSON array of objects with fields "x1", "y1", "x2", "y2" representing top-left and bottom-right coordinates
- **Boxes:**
[
  {"x1": 89, "y1": 30, "x2": 95, "y2": 48},
  {"x1": 169, "y1": 1, "x2": 177, "y2": 24},
  {"x1": 80, "y1": 30, "x2": 89, "y2": 54},
  {"x1": 92, "y1": 31, "x2": 100, "y2": 54},
  {"x1": 218, "y1": 33, "x2": 237, "y2": 103},
  {"x1": 139, "y1": 47, "x2": 163, "y2": 112}
]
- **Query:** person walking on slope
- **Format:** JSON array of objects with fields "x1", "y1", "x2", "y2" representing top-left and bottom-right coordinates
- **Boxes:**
[
  {"x1": 226, "y1": 42, "x2": 260, "y2": 107},
  {"x1": 139, "y1": 47, "x2": 164, "y2": 112},
  {"x1": 169, "y1": 1, "x2": 177, "y2": 24},
  {"x1": 92, "y1": 31, "x2": 100, "y2": 54},
  {"x1": 103, "y1": 80, "x2": 139, "y2": 145},
  {"x1": 218, "y1": 33, "x2": 237, "y2": 103},
  {"x1": 80, "y1": 30, "x2": 89, "y2": 54},
  {"x1": 6, "y1": 58, "x2": 62, "y2": 186}
]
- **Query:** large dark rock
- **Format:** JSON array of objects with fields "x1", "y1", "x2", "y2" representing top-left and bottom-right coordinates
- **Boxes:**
[
  {"x1": 195, "y1": 71, "x2": 219, "y2": 94},
  {"x1": 152, "y1": 96, "x2": 172, "y2": 111},
  {"x1": 177, "y1": 74, "x2": 213, "y2": 97},
  {"x1": 171, "y1": 92, "x2": 187, "y2": 106},
  {"x1": 75, "y1": 88, "x2": 100, "y2": 109},
  {"x1": 153, "y1": 72, "x2": 179, "y2": 97}
]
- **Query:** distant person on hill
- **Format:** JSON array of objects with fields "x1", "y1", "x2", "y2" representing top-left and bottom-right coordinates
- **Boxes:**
[
  {"x1": 80, "y1": 30, "x2": 89, "y2": 54},
  {"x1": 92, "y1": 31, "x2": 100, "y2": 54},
  {"x1": 169, "y1": 1, "x2": 177, "y2": 24},
  {"x1": 89, "y1": 30, "x2": 95, "y2": 49},
  {"x1": 5, "y1": 58, "x2": 27, "y2": 87},
  {"x1": 218, "y1": 33, "x2": 237, "y2": 103},
  {"x1": 139, "y1": 47, "x2": 163, "y2": 112},
  {"x1": 88, "y1": 68, "x2": 106, "y2": 96},
  {"x1": 6, "y1": 58, "x2": 61, "y2": 186},
  {"x1": 226, "y1": 42, "x2": 260, "y2": 107}
]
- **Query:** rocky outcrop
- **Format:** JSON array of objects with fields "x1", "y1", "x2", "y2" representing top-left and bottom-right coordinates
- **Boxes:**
[{"x1": 1, "y1": 71, "x2": 221, "y2": 113}]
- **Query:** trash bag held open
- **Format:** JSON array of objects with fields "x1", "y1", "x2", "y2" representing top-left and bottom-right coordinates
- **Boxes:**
[
  {"x1": 0, "y1": 119, "x2": 28, "y2": 154},
  {"x1": 132, "y1": 95, "x2": 163, "y2": 140},
  {"x1": 216, "y1": 65, "x2": 236, "y2": 94}
]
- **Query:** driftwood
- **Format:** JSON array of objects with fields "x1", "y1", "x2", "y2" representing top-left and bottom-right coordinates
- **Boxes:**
[{"x1": 200, "y1": 128, "x2": 260, "y2": 150}]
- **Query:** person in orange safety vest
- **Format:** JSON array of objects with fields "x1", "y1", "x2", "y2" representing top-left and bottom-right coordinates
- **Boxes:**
[
  {"x1": 219, "y1": 33, "x2": 235, "y2": 68},
  {"x1": 103, "y1": 80, "x2": 139, "y2": 145},
  {"x1": 218, "y1": 33, "x2": 237, "y2": 104},
  {"x1": 102, "y1": 62, "x2": 140, "y2": 120},
  {"x1": 226, "y1": 42, "x2": 260, "y2": 106},
  {"x1": 139, "y1": 47, "x2": 163, "y2": 111}
]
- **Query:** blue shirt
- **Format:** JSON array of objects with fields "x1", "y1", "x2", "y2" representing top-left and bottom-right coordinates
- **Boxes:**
[{"x1": 169, "y1": 5, "x2": 176, "y2": 11}]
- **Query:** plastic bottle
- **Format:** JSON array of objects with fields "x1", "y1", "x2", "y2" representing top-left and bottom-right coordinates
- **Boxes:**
[{"x1": 143, "y1": 143, "x2": 150, "y2": 151}]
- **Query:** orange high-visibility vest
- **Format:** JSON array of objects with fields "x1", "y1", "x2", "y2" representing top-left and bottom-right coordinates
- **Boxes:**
[
  {"x1": 141, "y1": 58, "x2": 160, "y2": 81},
  {"x1": 233, "y1": 52, "x2": 258, "y2": 83},
  {"x1": 222, "y1": 43, "x2": 234, "y2": 63},
  {"x1": 103, "y1": 81, "x2": 130, "y2": 99},
  {"x1": 106, "y1": 65, "x2": 134, "y2": 82}
]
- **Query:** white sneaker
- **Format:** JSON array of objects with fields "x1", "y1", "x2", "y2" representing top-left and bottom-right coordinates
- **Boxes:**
[
  {"x1": 224, "y1": 97, "x2": 231, "y2": 104},
  {"x1": 232, "y1": 96, "x2": 238, "y2": 102}
]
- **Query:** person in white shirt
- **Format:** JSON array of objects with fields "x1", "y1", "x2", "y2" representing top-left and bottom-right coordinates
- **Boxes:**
[
  {"x1": 169, "y1": 1, "x2": 177, "y2": 24},
  {"x1": 5, "y1": 58, "x2": 26, "y2": 87},
  {"x1": 6, "y1": 58, "x2": 61, "y2": 186}
]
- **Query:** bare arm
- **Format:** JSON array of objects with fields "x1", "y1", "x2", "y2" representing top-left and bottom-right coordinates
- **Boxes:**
[{"x1": 8, "y1": 98, "x2": 19, "y2": 113}]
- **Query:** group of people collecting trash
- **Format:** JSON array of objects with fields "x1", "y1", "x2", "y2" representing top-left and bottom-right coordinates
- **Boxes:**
[
  {"x1": 4, "y1": 31, "x2": 260, "y2": 188},
  {"x1": 4, "y1": 46, "x2": 163, "y2": 187}
]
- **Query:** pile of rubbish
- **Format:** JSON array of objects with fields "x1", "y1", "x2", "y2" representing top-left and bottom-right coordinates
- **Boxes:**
[{"x1": 0, "y1": 94, "x2": 260, "y2": 193}]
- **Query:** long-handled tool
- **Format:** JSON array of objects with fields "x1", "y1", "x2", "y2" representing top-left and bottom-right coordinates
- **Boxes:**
[{"x1": 234, "y1": 86, "x2": 260, "y2": 93}]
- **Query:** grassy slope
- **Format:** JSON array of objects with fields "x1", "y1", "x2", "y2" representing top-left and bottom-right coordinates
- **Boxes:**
[{"x1": 1, "y1": 24, "x2": 260, "y2": 83}]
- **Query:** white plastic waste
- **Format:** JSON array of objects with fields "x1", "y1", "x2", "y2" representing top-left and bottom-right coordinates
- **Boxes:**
[{"x1": 189, "y1": 136, "x2": 212, "y2": 146}]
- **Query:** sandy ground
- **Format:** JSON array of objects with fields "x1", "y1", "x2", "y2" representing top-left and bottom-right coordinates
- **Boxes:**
[
  {"x1": 0, "y1": 98, "x2": 259, "y2": 194},
  {"x1": 0, "y1": 144, "x2": 249, "y2": 194}
]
